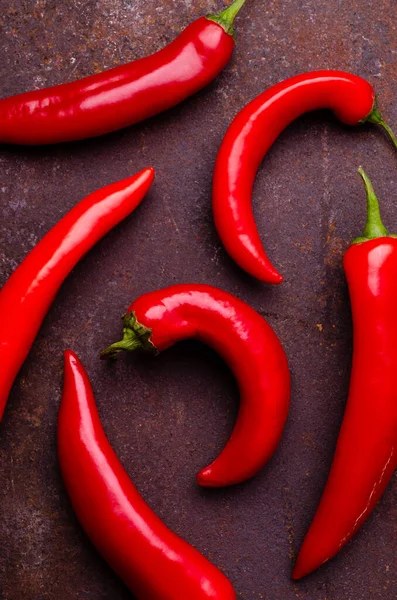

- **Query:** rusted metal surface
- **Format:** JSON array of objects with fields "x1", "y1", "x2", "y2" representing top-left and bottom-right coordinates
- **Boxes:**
[{"x1": 0, "y1": 0, "x2": 397, "y2": 598}]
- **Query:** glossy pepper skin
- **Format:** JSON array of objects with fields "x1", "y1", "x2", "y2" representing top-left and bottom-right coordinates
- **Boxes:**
[
  {"x1": 101, "y1": 284, "x2": 290, "y2": 487},
  {"x1": 0, "y1": 0, "x2": 246, "y2": 145},
  {"x1": 0, "y1": 167, "x2": 154, "y2": 421},
  {"x1": 293, "y1": 168, "x2": 397, "y2": 579},
  {"x1": 59, "y1": 350, "x2": 236, "y2": 600},
  {"x1": 213, "y1": 70, "x2": 397, "y2": 283}
]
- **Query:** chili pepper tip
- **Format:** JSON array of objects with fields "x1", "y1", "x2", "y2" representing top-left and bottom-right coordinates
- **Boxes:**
[
  {"x1": 291, "y1": 563, "x2": 305, "y2": 581},
  {"x1": 64, "y1": 349, "x2": 78, "y2": 363},
  {"x1": 207, "y1": 0, "x2": 247, "y2": 36}
]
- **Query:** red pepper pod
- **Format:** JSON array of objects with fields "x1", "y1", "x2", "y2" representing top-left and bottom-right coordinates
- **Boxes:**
[
  {"x1": 213, "y1": 71, "x2": 397, "y2": 283},
  {"x1": 293, "y1": 168, "x2": 397, "y2": 579},
  {"x1": 0, "y1": 167, "x2": 154, "y2": 421},
  {"x1": 0, "y1": 0, "x2": 246, "y2": 145},
  {"x1": 101, "y1": 284, "x2": 291, "y2": 487},
  {"x1": 59, "y1": 350, "x2": 236, "y2": 600}
]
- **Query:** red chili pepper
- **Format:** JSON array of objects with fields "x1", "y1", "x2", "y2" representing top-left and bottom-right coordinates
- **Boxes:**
[
  {"x1": 0, "y1": 167, "x2": 154, "y2": 422},
  {"x1": 0, "y1": 0, "x2": 246, "y2": 145},
  {"x1": 101, "y1": 284, "x2": 290, "y2": 487},
  {"x1": 293, "y1": 167, "x2": 397, "y2": 579},
  {"x1": 213, "y1": 70, "x2": 397, "y2": 284},
  {"x1": 59, "y1": 350, "x2": 236, "y2": 599}
]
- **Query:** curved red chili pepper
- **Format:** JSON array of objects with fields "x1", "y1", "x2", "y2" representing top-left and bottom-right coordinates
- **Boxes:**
[
  {"x1": 59, "y1": 350, "x2": 236, "y2": 599},
  {"x1": 101, "y1": 284, "x2": 290, "y2": 487},
  {"x1": 293, "y1": 168, "x2": 397, "y2": 579},
  {"x1": 0, "y1": 0, "x2": 246, "y2": 145},
  {"x1": 0, "y1": 167, "x2": 154, "y2": 421},
  {"x1": 213, "y1": 70, "x2": 397, "y2": 283}
]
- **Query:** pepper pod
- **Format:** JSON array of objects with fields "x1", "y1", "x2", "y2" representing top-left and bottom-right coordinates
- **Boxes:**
[
  {"x1": 59, "y1": 351, "x2": 237, "y2": 600},
  {"x1": 0, "y1": 168, "x2": 154, "y2": 421},
  {"x1": 294, "y1": 167, "x2": 397, "y2": 578},
  {"x1": 0, "y1": 0, "x2": 247, "y2": 145},
  {"x1": 213, "y1": 71, "x2": 397, "y2": 283},
  {"x1": 101, "y1": 284, "x2": 291, "y2": 487}
]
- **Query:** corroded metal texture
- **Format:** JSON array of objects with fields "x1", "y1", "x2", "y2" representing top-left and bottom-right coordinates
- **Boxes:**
[{"x1": 1, "y1": 1, "x2": 397, "y2": 598}]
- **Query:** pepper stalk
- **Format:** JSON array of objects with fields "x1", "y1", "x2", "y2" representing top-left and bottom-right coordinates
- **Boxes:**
[
  {"x1": 364, "y1": 102, "x2": 397, "y2": 153},
  {"x1": 207, "y1": 0, "x2": 247, "y2": 36},
  {"x1": 353, "y1": 166, "x2": 396, "y2": 244}
]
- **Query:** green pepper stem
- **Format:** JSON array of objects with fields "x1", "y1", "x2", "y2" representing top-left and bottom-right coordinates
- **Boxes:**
[
  {"x1": 352, "y1": 166, "x2": 390, "y2": 244},
  {"x1": 100, "y1": 312, "x2": 157, "y2": 360},
  {"x1": 364, "y1": 105, "x2": 397, "y2": 152},
  {"x1": 100, "y1": 337, "x2": 142, "y2": 360},
  {"x1": 207, "y1": 0, "x2": 247, "y2": 36}
]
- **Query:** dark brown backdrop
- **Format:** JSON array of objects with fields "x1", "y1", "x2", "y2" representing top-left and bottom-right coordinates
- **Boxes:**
[{"x1": 1, "y1": 1, "x2": 396, "y2": 598}]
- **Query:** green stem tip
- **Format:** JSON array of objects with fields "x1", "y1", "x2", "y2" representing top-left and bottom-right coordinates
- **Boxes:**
[
  {"x1": 364, "y1": 101, "x2": 397, "y2": 153},
  {"x1": 207, "y1": 0, "x2": 247, "y2": 36},
  {"x1": 353, "y1": 166, "x2": 393, "y2": 244},
  {"x1": 100, "y1": 312, "x2": 157, "y2": 360}
]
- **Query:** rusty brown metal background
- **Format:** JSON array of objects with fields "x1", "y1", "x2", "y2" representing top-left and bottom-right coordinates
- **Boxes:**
[{"x1": 1, "y1": 1, "x2": 397, "y2": 598}]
